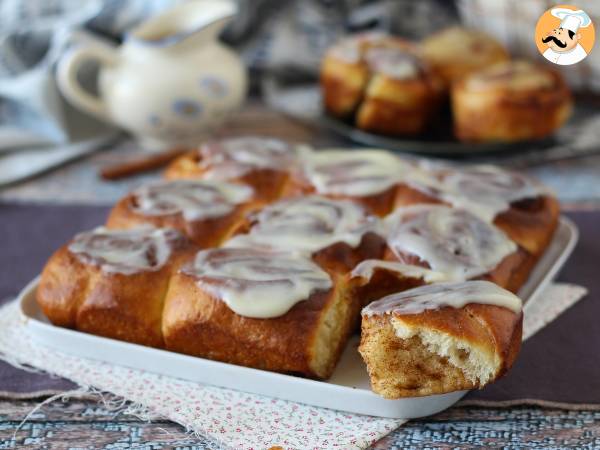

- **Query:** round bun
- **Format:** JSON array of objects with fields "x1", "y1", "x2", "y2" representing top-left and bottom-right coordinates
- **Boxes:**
[
  {"x1": 421, "y1": 27, "x2": 510, "y2": 86},
  {"x1": 452, "y1": 61, "x2": 572, "y2": 142},
  {"x1": 321, "y1": 33, "x2": 444, "y2": 136}
]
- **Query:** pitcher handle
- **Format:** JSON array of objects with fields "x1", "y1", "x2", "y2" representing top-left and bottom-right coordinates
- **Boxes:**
[{"x1": 57, "y1": 44, "x2": 117, "y2": 122}]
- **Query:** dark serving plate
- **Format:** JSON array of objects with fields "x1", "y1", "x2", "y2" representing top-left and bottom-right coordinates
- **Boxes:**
[
  {"x1": 267, "y1": 82, "x2": 600, "y2": 163},
  {"x1": 317, "y1": 113, "x2": 557, "y2": 157}
]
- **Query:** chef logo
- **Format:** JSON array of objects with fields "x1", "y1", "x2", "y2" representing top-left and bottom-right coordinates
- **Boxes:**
[{"x1": 535, "y1": 5, "x2": 594, "y2": 65}]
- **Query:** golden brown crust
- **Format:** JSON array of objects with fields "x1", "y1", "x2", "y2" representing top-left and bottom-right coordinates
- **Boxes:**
[
  {"x1": 162, "y1": 271, "x2": 357, "y2": 379},
  {"x1": 37, "y1": 239, "x2": 197, "y2": 348},
  {"x1": 311, "y1": 232, "x2": 386, "y2": 275},
  {"x1": 106, "y1": 196, "x2": 254, "y2": 249},
  {"x1": 320, "y1": 57, "x2": 369, "y2": 118},
  {"x1": 452, "y1": 65, "x2": 572, "y2": 142},
  {"x1": 356, "y1": 73, "x2": 443, "y2": 136}
]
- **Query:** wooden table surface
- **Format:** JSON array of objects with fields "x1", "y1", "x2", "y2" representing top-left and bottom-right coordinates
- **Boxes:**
[{"x1": 2, "y1": 103, "x2": 600, "y2": 449}]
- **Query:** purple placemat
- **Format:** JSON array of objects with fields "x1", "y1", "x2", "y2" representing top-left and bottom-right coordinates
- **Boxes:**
[{"x1": 0, "y1": 203, "x2": 598, "y2": 407}]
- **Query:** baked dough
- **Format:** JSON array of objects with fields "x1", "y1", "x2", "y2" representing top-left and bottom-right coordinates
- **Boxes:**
[
  {"x1": 359, "y1": 280, "x2": 523, "y2": 398},
  {"x1": 162, "y1": 247, "x2": 357, "y2": 379},
  {"x1": 107, "y1": 180, "x2": 256, "y2": 248},
  {"x1": 321, "y1": 33, "x2": 444, "y2": 136},
  {"x1": 421, "y1": 27, "x2": 510, "y2": 86},
  {"x1": 452, "y1": 61, "x2": 572, "y2": 142},
  {"x1": 37, "y1": 227, "x2": 197, "y2": 347},
  {"x1": 164, "y1": 136, "x2": 307, "y2": 201}
]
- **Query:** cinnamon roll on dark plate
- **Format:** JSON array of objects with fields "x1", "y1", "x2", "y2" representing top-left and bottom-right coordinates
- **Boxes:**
[
  {"x1": 321, "y1": 32, "x2": 444, "y2": 136},
  {"x1": 452, "y1": 61, "x2": 572, "y2": 142}
]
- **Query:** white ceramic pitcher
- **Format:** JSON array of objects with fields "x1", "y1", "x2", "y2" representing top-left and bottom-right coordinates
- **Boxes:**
[{"x1": 57, "y1": 0, "x2": 247, "y2": 150}]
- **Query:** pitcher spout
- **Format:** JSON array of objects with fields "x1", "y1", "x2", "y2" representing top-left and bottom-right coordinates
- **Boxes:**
[{"x1": 125, "y1": 0, "x2": 237, "y2": 50}]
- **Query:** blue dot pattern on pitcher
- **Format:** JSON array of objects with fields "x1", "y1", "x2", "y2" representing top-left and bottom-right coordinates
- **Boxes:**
[
  {"x1": 199, "y1": 76, "x2": 228, "y2": 98},
  {"x1": 172, "y1": 99, "x2": 203, "y2": 118},
  {"x1": 147, "y1": 114, "x2": 161, "y2": 127}
]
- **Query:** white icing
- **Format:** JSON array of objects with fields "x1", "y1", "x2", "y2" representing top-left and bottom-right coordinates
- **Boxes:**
[
  {"x1": 224, "y1": 195, "x2": 379, "y2": 253},
  {"x1": 131, "y1": 180, "x2": 253, "y2": 221},
  {"x1": 68, "y1": 226, "x2": 183, "y2": 275},
  {"x1": 302, "y1": 149, "x2": 424, "y2": 196},
  {"x1": 412, "y1": 162, "x2": 550, "y2": 222},
  {"x1": 183, "y1": 248, "x2": 333, "y2": 318},
  {"x1": 198, "y1": 136, "x2": 308, "y2": 180},
  {"x1": 351, "y1": 259, "x2": 449, "y2": 283},
  {"x1": 384, "y1": 205, "x2": 517, "y2": 281},
  {"x1": 362, "y1": 280, "x2": 523, "y2": 316},
  {"x1": 364, "y1": 47, "x2": 421, "y2": 80}
]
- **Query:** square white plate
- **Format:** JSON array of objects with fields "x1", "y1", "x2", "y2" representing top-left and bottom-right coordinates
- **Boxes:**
[{"x1": 18, "y1": 217, "x2": 578, "y2": 418}]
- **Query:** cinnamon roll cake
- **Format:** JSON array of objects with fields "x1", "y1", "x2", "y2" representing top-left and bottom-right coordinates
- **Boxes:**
[
  {"x1": 350, "y1": 203, "x2": 524, "y2": 307},
  {"x1": 36, "y1": 137, "x2": 560, "y2": 398},
  {"x1": 394, "y1": 162, "x2": 560, "y2": 258}
]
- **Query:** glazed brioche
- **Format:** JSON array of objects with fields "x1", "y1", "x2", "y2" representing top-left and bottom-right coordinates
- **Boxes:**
[
  {"x1": 164, "y1": 136, "x2": 306, "y2": 201},
  {"x1": 107, "y1": 179, "x2": 256, "y2": 248},
  {"x1": 359, "y1": 281, "x2": 523, "y2": 398},
  {"x1": 287, "y1": 149, "x2": 429, "y2": 217},
  {"x1": 162, "y1": 247, "x2": 357, "y2": 379},
  {"x1": 393, "y1": 162, "x2": 560, "y2": 257},
  {"x1": 224, "y1": 195, "x2": 385, "y2": 274},
  {"x1": 37, "y1": 227, "x2": 197, "y2": 347}
]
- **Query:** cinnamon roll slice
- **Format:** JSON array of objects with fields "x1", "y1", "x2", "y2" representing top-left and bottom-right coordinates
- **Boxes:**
[
  {"x1": 162, "y1": 247, "x2": 356, "y2": 379},
  {"x1": 359, "y1": 280, "x2": 523, "y2": 398},
  {"x1": 164, "y1": 136, "x2": 308, "y2": 201},
  {"x1": 224, "y1": 195, "x2": 385, "y2": 274},
  {"x1": 37, "y1": 227, "x2": 197, "y2": 347},
  {"x1": 107, "y1": 179, "x2": 255, "y2": 248}
]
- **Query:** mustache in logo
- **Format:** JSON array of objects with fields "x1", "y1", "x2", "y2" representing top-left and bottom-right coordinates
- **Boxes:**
[{"x1": 542, "y1": 35, "x2": 567, "y2": 48}]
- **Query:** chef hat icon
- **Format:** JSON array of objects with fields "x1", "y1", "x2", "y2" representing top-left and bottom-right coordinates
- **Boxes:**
[{"x1": 551, "y1": 8, "x2": 592, "y2": 33}]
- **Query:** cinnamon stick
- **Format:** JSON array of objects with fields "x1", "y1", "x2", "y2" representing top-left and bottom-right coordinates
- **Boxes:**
[{"x1": 100, "y1": 148, "x2": 187, "y2": 180}]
